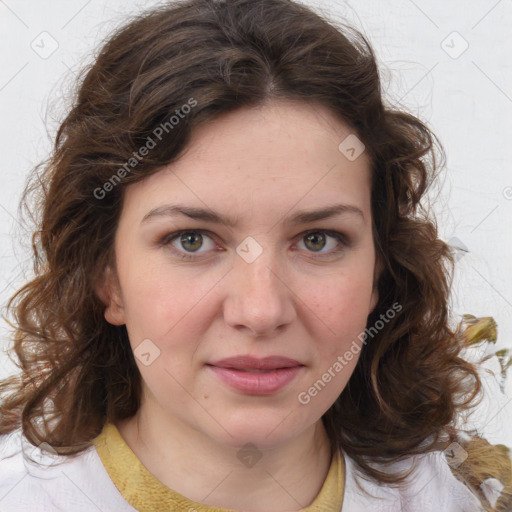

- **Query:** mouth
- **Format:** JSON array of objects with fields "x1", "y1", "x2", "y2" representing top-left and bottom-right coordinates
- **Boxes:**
[
  {"x1": 207, "y1": 355, "x2": 303, "y2": 372},
  {"x1": 206, "y1": 356, "x2": 304, "y2": 395},
  {"x1": 217, "y1": 368, "x2": 286, "y2": 373}
]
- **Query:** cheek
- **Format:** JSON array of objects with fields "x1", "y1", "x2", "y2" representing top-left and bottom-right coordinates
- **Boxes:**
[
  {"x1": 119, "y1": 256, "x2": 218, "y2": 341},
  {"x1": 312, "y1": 270, "x2": 374, "y2": 334},
  {"x1": 300, "y1": 281, "x2": 370, "y2": 411}
]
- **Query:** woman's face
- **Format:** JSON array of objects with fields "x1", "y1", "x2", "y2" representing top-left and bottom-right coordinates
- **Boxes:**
[{"x1": 101, "y1": 100, "x2": 379, "y2": 450}]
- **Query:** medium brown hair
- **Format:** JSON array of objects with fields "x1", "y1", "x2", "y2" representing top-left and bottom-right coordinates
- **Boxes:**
[{"x1": 1, "y1": 0, "x2": 507, "y2": 507}]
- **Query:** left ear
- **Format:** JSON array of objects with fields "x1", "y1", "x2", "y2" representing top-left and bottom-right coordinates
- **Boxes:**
[
  {"x1": 369, "y1": 285, "x2": 379, "y2": 314},
  {"x1": 369, "y1": 256, "x2": 383, "y2": 314}
]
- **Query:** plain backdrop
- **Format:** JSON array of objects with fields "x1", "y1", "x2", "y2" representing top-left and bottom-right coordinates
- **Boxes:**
[{"x1": 1, "y1": 0, "x2": 511, "y2": 449}]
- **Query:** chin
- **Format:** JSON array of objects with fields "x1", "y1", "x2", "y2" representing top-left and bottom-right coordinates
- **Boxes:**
[{"x1": 200, "y1": 409, "x2": 310, "y2": 450}]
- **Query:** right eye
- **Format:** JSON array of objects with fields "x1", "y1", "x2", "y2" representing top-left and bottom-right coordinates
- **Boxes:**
[{"x1": 159, "y1": 230, "x2": 219, "y2": 260}]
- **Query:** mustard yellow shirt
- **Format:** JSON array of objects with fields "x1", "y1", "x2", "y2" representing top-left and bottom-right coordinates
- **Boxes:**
[
  {"x1": 93, "y1": 423, "x2": 345, "y2": 511},
  {"x1": 0, "y1": 422, "x2": 486, "y2": 510}
]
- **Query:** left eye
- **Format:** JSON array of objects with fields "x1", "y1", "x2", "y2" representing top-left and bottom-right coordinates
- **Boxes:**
[{"x1": 296, "y1": 231, "x2": 346, "y2": 254}]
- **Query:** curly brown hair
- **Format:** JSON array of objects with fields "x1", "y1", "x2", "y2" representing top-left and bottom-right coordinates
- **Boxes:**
[{"x1": 0, "y1": 0, "x2": 505, "y2": 507}]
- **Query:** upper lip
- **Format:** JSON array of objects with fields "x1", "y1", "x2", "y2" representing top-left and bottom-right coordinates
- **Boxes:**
[{"x1": 208, "y1": 356, "x2": 303, "y2": 370}]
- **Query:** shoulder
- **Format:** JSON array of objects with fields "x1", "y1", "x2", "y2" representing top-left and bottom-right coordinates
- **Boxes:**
[
  {"x1": 0, "y1": 428, "x2": 135, "y2": 512},
  {"x1": 341, "y1": 448, "x2": 485, "y2": 512}
]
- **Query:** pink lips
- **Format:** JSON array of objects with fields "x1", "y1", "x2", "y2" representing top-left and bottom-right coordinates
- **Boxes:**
[{"x1": 207, "y1": 355, "x2": 304, "y2": 395}]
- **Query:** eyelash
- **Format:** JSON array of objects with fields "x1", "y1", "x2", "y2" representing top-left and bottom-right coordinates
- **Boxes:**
[{"x1": 158, "y1": 229, "x2": 350, "y2": 261}]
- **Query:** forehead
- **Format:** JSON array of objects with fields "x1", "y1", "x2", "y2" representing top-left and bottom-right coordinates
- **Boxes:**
[
  {"x1": 185, "y1": 99, "x2": 365, "y2": 162},
  {"x1": 122, "y1": 100, "x2": 372, "y2": 225}
]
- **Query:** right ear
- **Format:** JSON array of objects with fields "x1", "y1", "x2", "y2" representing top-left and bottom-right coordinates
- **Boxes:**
[{"x1": 95, "y1": 265, "x2": 126, "y2": 326}]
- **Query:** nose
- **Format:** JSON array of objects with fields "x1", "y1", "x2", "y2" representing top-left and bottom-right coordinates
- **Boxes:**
[{"x1": 223, "y1": 247, "x2": 296, "y2": 338}]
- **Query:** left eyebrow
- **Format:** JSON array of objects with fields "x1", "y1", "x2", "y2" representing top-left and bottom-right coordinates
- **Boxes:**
[
  {"x1": 284, "y1": 204, "x2": 365, "y2": 226},
  {"x1": 140, "y1": 203, "x2": 365, "y2": 227}
]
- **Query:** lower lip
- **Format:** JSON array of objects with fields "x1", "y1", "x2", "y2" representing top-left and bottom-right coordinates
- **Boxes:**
[{"x1": 207, "y1": 365, "x2": 303, "y2": 395}]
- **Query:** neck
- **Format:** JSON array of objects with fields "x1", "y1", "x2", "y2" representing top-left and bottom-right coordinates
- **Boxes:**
[{"x1": 116, "y1": 403, "x2": 333, "y2": 511}]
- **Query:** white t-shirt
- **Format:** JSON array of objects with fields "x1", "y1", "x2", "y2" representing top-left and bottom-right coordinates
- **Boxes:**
[{"x1": 0, "y1": 427, "x2": 485, "y2": 511}]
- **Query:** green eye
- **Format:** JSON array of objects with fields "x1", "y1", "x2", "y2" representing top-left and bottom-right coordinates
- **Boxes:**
[
  {"x1": 304, "y1": 232, "x2": 327, "y2": 252},
  {"x1": 160, "y1": 229, "x2": 217, "y2": 260},
  {"x1": 159, "y1": 229, "x2": 349, "y2": 261},
  {"x1": 178, "y1": 232, "x2": 204, "y2": 252},
  {"x1": 298, "y1": 230, "x2": 348, "y2": 255}
]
